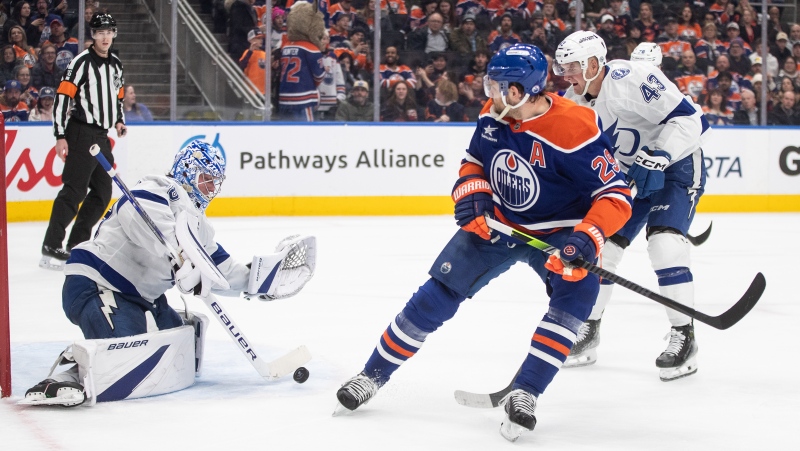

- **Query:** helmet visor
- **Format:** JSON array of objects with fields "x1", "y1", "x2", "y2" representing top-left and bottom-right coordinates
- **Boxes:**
[
  {"x1": 552, "y1": 60, "x2": 584, "y2": 76},
  {"x1": 483, "y1": 75, "x2": 509, "y2": 98}
]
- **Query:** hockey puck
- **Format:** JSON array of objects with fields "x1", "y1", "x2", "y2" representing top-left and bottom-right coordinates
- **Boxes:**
[{"x1": 293, "y1": 367, "x2": 309, "y2": 383}]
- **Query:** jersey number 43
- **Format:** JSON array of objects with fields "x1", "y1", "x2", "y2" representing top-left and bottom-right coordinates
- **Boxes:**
[{"x1": 639, "y1": 73, "x2": 667, "y2": 103}]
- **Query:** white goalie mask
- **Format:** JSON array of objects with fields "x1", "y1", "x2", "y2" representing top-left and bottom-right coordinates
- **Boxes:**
[{"x1": 554, "y1": 31, "x2": 607, "y2": 96}]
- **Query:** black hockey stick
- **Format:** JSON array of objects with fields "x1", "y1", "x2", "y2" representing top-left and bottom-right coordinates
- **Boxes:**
[
  {"x1": 687, "y1": 222, "x2": 712, "y2": 246},
  {"x1": 485, "y1": 217, "x2": 765, "y2": 331},
  {"x1": 89, "y1": 145, "x2": 311, "y2": 380}
]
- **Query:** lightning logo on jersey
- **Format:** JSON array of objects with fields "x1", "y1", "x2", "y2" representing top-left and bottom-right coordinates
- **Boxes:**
[
  {"x1": 99, "y1": 290, "x2": 118, "y2": 330},
  {"x1": 491, "y1": 150, "x2": 539, "y2": 212}
]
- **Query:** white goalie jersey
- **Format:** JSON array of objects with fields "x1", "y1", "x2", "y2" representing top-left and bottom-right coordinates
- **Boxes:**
[{"x1": 564, "y1": 60, "x2": 711, "y2": 171}]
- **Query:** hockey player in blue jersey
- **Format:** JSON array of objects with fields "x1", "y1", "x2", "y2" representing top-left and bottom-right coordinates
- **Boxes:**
[
  {"x1": 554, "y1": 31, "x2": 710, "y2": 381},
  {"x1": 334, "y1": 44, "x2": 633, "y2": 442},
  {"x1": 23, "y1": 140, "x2": 315, "y2": 407}
]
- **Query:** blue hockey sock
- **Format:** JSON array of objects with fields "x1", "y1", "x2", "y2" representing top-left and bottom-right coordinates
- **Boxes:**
[{"x1": 363, "y1": 311, "x2": 430, "y2": 386}]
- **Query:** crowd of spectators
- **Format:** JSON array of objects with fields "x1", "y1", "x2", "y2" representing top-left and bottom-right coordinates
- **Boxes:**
[{"x1": 220, "y1": 0, "x2": 800, "y2": 125}]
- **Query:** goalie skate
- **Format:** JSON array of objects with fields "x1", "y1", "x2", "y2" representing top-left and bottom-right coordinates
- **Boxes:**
[
  {"x1": 656, "y1": 323, "x2": 699, "y2": 382},
  {"x1": 39, "y1": 245, "x2": 70, "y2": 270},
  {"x1": 499, "y1": 389, "x2": 537, "y2": 442},
  {"x1": 19, "y1": 379, "x2": 86, "y2": 407},
  {"x1": 564, "y1": 319, "x2": 600, "y2": 368}
]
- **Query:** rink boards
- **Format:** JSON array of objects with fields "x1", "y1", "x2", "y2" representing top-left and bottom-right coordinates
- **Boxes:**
[{"x1": 5, "y1": 123, "x2": 800, "y2": 221}]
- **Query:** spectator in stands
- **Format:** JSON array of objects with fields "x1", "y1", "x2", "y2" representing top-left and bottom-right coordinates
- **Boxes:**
[
  {"x1": 336, "y1": 79, "x2": 373, "y2": 122},
  {"x1": 28, "y1": 84, "x2": 53, "y2": 121},
  {"x1": 747, "y1": 56, "x2": 775, "y2": 92},
  {"x1": 4, "y1": 1, "x2": 43, "y2": 47},
  {"x1": 728, "y1": 38, "x2": 751, "y2": 76},
  {"x1": 457, "y1": 73, "x2": 487, "y2": 115},
  {"x1": 30, "y1": 0, "x2": 60, "y2": 43},
  {"x1": 732, "y1": 88, "x2": 760, "y2": 125},
  {"x1": 766, "y1": 5, "x2": 787, "y2": 42},
  {"x1": 380, "y1": 79, "x2": 419, "y2": 121},
  {"x1": 582, "y1": 0, "x2": 608, "y2": 23},
  {"x1": 634, "y1": 2, "x2": 659, "y2": 43},
  {"x1": 752, "y1": 37, "x2": 779, "y2": 78},
  {"x1": 789, "y1": 24, "x2": 800, "y2": 52},
  {"x1": 607, "y1": 0, "x2": 632, "y2": 38},
  {"x1": 379, "y1": 46, "x2": 417, "y2": 91},
  {"x1": 317, "y1": 31, "x2": 345, "y2": 121},
  {"x1": 487, "y1": 12, "x2": 520, "y2": 53},
  {"x1": 345, "y1": 27, "x2": 373, "y2": 74},
  {"x1": 30, "y1": 41, "x2": 60, "y2": 88},
  {"x1": 522, "y1": 12, "x2": 552, "y2": 52},
  {"x1": 239, "y1": 27, "x2": 267, "y2": 95},
  {"x1": 598, "y1": 14, "x2": 624, "y2": 57},
  {"x1": 44, "y1": 16, "x2": 78, "y2": 70},
  {"x1": 68, "y1": 2, "x2": 92, "y2": 44},
  {"x1": 724, "y1": 23, "x2": 749, "y2": 54},
  {"x1": 772, "y1": 32, "x2": 792, "y2": 64},
  {"x1": 122, "y1": 85, "x2": 153, "y2": 122},
  {"x1": 673, "y1": 49, "x2": 706, "y2": 103},
  {"x1": 778, "y1": 56, "x2": 799, "y2": 89},
  {"x1": 414, "y1": 51, "x2": 447, "y2": 103},
  {"x1": 424, "y1": 79, "x2": 466, "y2": 122},
  {"x1": 438, "y1": 0, "x2": 458, "y2": 33},
  {"x1": 450, "y1": 13, "x2": 487, "y2": 58},
  {"x1": 270, "y1": 7, "x2": 286, "y2": 51},
  {"x1": 14, "y1": 63, "x2": 35, "y2": 108},
  {"x1": 7, "y1": 24, "x2": 34, "y2": 67},
  {"x1": 694, "y1": 22, "x2": 724, "y2": 73},
  {"x1": 466, "y1": 49, "x2": 489, "y2": 78},
  {"x1": 0, "y1": 43, "x2": 18, "y2": 83},
  {"x1": 541, "y1": 0, "x2": 566, "y2": 36},
  {"x1": 0, "y1": 78, "x2": 28, "y2": 121},
  {"x1": 737, "y1": 8, "x2": 756, "y2": 46},
  {"x1": 408, "y1": 11, "x2": 449, "y2": 54},
  {"x1": 337, "y1": 51, "x2": 358, "y2": 93},
  {"x1": 677, "y1": 4, "x2": 700, "y2": 41},
  {"x1": 768, "y1": 89, "x2": 800, "y2": 125},
  {"x1": 329, "y1": 12, "x2": 350, "y2": 47},
  {"x1": 702, "y1": 87, "x2": 733, "y2": 125},
  {"x1": 228, "y1": 0, "x2": 258, "y2": 60},
  {"x1": 406, "y1": 0, "x2": 439, "y2": 34},
  {"x1": 329, "y1": 0, "x2": 357, "y2": 29}
]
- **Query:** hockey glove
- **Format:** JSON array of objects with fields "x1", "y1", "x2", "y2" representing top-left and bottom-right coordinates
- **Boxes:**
[
  {"x1": 175, "y1": 253, "x2": 212, "y2": 297},
  {"x1": 545, "y1": 223, "x2": 605, "y2": 282},
  {"x1": 452, "y1": 175, "x2": 494, "y2": 240},
  {"x1": 628, "y1": 146, "x2": 671, "y2": 199}
]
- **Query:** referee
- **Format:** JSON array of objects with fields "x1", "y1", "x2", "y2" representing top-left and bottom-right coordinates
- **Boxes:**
[{"x1": 40, "y1": 12, "x2": 127, "y2": 270}]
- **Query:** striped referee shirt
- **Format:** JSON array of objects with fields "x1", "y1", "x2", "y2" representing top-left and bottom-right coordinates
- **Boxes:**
[{"x1": 53, "y1": 45, "x2": 125, "y2": 139}]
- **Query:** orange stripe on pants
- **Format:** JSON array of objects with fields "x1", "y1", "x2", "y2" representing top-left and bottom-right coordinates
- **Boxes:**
[
  {"x1": 532, "y1": 333, "x2": 570, "y2": 357},
  {"x1": 382, "y1": 331, "x2": 415, "y2": 358}
]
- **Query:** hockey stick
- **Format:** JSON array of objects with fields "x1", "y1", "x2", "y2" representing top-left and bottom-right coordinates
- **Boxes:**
[
  {"x1": 687, "y1": 222, "x2": 712, "y2": 246},
  {"x1": 454, "y1": 366, "x2": 520, "y2": 408},
  {"x1": 89, "y1": 145, "x2": 311, "y2": 381},
  {"x1": 485, "y1": 217, "x2": 765, "y2": 331}
]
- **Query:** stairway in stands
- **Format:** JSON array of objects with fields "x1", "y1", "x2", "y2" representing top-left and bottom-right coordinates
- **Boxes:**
[{"x1": 102, "y1": 0, "x2": 206, "y2": 120}]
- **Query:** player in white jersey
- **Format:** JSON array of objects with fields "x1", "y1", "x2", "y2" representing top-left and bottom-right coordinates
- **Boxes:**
[
  {"x1": 23, "y1": 140, "x2": 314, "y2": 406},
  {"x1": 554, "y1": 31, "x2": 710, "y2": 381}
]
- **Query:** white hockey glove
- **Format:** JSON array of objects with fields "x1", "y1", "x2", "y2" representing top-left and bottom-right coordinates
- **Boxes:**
[
  {"x1": 245, "y1": 235, "x2": 316, "y2": 301},
  {"x1": 175, "y1": 253, "x2": 213, "y2": 298}
]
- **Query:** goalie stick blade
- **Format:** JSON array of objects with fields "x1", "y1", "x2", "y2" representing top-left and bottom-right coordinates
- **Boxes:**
[
  {"x1": 694, "y1": 272, "x2": 766, "y2": 330},
  {"x1": 687, "y1": 222, "x2": 713, "y2": 246},
  {"x1": 262, "y1": 345, "x2": 312, "y2": 381}
]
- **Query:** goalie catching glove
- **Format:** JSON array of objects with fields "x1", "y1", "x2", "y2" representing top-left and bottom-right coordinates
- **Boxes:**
[
  {"x1": 245, "y1": 235, "x2": 316, "y2": 300},
  {"x1": 545, "y1": 223, "x2": 605, "y2": 282}
]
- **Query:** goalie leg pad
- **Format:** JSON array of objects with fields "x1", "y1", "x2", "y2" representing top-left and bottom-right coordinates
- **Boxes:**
[
  {"x1": 176, "y1": 310, "x2": 210, "y2": 376},
  {"x1": 71, "y1": 325, "x2": 197, "y2": 404}
]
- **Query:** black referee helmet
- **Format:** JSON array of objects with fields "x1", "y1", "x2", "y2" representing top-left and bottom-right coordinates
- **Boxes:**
[{"x1": 90, "y1": 12, "x2": 117, "y2": 37}]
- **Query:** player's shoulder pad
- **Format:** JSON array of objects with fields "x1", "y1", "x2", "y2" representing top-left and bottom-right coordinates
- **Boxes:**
[{"x1": 530, "y1": 94, "x2": 602, "y2": 152}]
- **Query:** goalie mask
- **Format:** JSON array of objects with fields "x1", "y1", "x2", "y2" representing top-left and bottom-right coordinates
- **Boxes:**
[{"x1": 169, "y1": 140, "x2": 226, "y2": 211}]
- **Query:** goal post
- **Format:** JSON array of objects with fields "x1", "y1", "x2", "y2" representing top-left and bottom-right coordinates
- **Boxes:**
[{"x1": 0, "y1": 115, "x2": 9, "y2": 398}]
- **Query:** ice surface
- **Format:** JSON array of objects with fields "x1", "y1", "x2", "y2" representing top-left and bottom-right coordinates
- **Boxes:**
[{"x1": 1, "y1": 214, "x2": 797, "y2": 450}]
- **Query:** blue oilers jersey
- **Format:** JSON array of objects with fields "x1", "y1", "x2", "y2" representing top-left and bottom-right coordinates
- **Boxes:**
[
  {"x1": 278, "y1": 41, "x2": 325, "y2": 108},
  {"x1": 465, "y1": 94, "x2": 632, "y2": 234}
]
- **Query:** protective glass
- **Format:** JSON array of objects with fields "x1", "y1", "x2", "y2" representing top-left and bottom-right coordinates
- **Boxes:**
[{"x1": 552, "y1": 60, "x2": 584, "y2": 76}]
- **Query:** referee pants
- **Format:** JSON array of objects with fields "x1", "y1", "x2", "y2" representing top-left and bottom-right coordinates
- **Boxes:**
[{"x1": 43, "y1": 121, "x2": 114, "y2": 251}]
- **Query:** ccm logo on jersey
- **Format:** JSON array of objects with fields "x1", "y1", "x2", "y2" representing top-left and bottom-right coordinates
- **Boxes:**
[
  {"x1": 634, "y1": 154, "x2": 668, "y2": 170},
  {"x1": 108, "y1": 340, "x2": 149, "y2": 350},
  {"x1": 211, "y1": 302, "x2": 257, "y2": 361},
  {"x1": 650, "y1": 204, "x2": 670, "y2": 212}
]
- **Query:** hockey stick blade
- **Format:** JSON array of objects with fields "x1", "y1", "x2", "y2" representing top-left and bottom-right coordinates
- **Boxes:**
[
  {"x1": 687, "y1": 222, "x2": 713, "y2": 246},
  {"x1": 484, "y1": 217, "x2": 766, "y2": 330},
  {"x1": 454, "y1": 367, "x2": 520, "y2": 408},
  {"x1": 262, "y1": 345, "x2": 312, "y2": 381}
]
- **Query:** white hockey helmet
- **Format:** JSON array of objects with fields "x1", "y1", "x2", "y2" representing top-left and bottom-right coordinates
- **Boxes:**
[
  {"x1": 554, "y1": 31, "x2": 607, "y2": 76},
  {"x1": 630, "y1": 42, "x2": 663, "y2": 67}
]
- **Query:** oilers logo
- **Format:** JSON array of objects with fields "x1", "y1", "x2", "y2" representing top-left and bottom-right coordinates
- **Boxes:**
[
  {"x1": 56, "y1": 50, "x2": 74, "y2": 71},
  {"x1": 491, "y1": 150, "x2": 539, "y2": 212}
]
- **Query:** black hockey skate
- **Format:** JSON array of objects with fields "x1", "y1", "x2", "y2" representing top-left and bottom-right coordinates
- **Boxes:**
[
  {"x1": 499, "y1": 389, "x2": 537, "y2": 442},
  {"x1": 39, "y1": 245, "x2": 71, "y2": 271},
  {"x1": 656, "y1": 323, "x2": 699, "y2": 382},
  {"x1": 564, "y1": 319, "x2": 601, "y2": 368},
  {"x1": 22, "y1": 379, "x2": 86, "y2": 407},
  {"x1": 333, "y1": 373, "x2": 379, "y2": 416}
]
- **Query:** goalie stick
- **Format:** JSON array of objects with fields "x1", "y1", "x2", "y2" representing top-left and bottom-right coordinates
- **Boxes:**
[
  {"x1": 89, "y1": 145, "x2": 310, "y2": 381},
  {"x1": 453, "y1": 219, "x2": 765, "y2": 409},
  {"x1": 485, "y1": 217, "x2": 764, "y2": 330}
]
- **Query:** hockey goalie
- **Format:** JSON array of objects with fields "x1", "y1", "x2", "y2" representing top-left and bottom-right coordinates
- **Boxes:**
[{"x1": 20, "y1": 140, "x2": 316, "y2": 407}]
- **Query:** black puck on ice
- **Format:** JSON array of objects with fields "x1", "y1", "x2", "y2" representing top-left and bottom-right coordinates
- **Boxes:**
[{"x1": 293, "y1": 367, "x2": 309, "y2": 383}]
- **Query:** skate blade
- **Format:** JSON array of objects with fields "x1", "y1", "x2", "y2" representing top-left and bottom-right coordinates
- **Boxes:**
[
  {"x1": 563, "y1": 349, "x2": 597, "y2": 368},
  {"x1": 39, "y1": 256, "x2": 65, "y2": 271},
  {"x1": 332, "y1": 401, "x2": 355, "y2": 417},
  {"x1": 18, "y1": 392, "x2": 86, "y2": 407},
  {"x1": 499, "y1": 420, "x2": 527, "y2": 442},
  {"x1": 659, "y1": 355, "x2": 699, "y2": 382}
]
